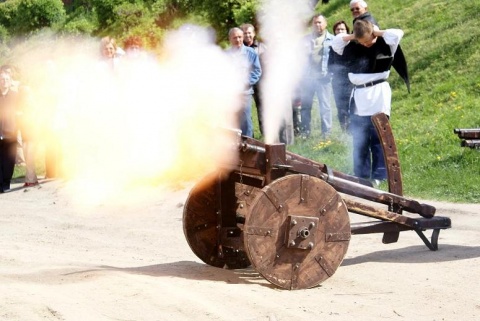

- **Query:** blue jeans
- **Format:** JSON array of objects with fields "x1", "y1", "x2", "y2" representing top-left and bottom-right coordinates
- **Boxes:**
[
  {"x1": 350, "y1": 114, "x2": 387, "y2": 180},
  {"x1": 240, "y1": 94, "x2": 253, "y2": 137},
  {"x1": 300, "y1": 76, "x2": 332, "y2": 135}
]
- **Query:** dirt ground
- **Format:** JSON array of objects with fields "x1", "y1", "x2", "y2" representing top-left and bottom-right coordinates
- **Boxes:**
[{"x1": 1, "y1": 178, "x2": 479, "y2": 321}]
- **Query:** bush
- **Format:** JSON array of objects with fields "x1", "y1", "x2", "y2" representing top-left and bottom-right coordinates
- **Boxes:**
[
  {"x1": 11, "y1": 0, "x2": 66, "y2": 35},
  {"x1": 0, "y1": 0, "x2": 20, "y2": 29},
  {"x1": 114, "y1": 2, "x2": 152, "y2": 30},
  {"x1": 0, "y1": 24, "x2": 10, "y2": 43},
  {"x1": 60, "y1": 5, "x2": 98, "y2": 36},
  {"x1": 91, "y1": 0, "x2": 124, "y2": 29},
  {"x1": 62, "y1": 16, "x2": 98, "y2": 35}
]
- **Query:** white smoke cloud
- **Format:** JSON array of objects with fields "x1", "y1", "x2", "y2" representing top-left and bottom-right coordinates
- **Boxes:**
[
  {"x1": 8, "y1": 28, "x2": 245, "y2": 205},
  {"x1": 258, "y1": 0, "x2": 311, "y2": 143}
]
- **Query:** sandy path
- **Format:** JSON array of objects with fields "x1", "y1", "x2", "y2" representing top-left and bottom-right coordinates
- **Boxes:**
[{"x1": 1, "y1": 179, "x2": 479, "y2": 320}]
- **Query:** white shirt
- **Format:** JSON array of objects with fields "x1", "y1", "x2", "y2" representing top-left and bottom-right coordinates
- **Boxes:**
[{"x1": 332, "y1": 29, "x2": 404, "y2": 116}]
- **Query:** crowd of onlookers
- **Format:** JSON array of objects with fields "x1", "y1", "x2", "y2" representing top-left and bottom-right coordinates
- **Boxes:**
[
  {"x1": 224, "y1": 0, "x2": 409, "y2": 184},
  {"x1": 0, "y1": 35, "x2": 147, "y2": 194},
  {"x1": 0, "y1": 0, "x2": 408, "y2": 193}
]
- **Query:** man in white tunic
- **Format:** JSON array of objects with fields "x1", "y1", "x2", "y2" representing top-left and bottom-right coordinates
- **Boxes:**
[{"x1": 332, "y1": 20, "x2": 403, "y2": 183}]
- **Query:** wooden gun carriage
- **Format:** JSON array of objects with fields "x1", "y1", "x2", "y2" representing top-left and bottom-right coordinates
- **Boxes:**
[{"x1": 183, "y1": 114, "x2": 451, "y2": 290}]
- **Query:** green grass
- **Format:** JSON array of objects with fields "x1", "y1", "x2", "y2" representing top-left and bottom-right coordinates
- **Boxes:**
[
  {"x1": 12, "y1": 0, "x2": 480, "y2": 203},
  {"x1": 271, "y1": 0, "x2": 480, "y2": 203}
]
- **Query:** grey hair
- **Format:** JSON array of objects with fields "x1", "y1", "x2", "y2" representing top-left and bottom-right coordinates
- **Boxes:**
[
  {"x1": 240, "y1": 23, "x2": 255, "y2": 32},
  {"x1": 228, "y1": 27, "x2": 243, "y2": 38},
  {"x1": 350, "y1": 0, "x2": 368, "y2": 8}
]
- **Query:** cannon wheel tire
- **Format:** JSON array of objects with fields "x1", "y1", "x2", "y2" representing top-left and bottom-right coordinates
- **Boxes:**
[
  {"x1": 244, "y1": 174, "x2": 350, "y2": 290},
  {"x1": 182, "y1": 172, "x2": 259, "y2": 269}
]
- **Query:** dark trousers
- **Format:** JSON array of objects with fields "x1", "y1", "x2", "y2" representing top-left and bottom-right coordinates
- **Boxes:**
[
  {"x1": 252, "y1": 84, "x2": 264, "y2": 135},
  {"x1": 332, "y1": 76, "x2": 352, "y2": 131},
  {"x1": 0, "y1": 139, "x2": 17, "y2": 192},
  {"x1": 350, "y1": 114, "x2": 387, "y2": 180}
]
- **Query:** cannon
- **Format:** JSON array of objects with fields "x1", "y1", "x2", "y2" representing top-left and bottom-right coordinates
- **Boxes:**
[
  {"x1": 183, "y1": 113, "x2": 451, "y2": 290},
  {"x1": 454, "y1": 128, "x2": 480, "y2": 149}
]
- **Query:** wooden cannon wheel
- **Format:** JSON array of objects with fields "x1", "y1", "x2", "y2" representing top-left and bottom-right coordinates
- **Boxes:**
[
  {"x1": 183, "y1": 172, "x2": 260, "y2": 269},
  {"x1": 243, "y1": 174, "x2": 351, "y2": 290}
]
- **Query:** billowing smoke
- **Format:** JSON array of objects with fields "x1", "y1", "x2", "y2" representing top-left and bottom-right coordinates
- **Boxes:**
[
  {"x1": 9, "y1": 28, "x2": 245, "y2": 205},
  {"x1": 258, "y1": 0, "x2": 311, "y2": 143}
]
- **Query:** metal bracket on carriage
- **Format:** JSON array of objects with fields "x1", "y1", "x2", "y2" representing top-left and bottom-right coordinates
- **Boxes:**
[{"x1": 286, "y1": 215, "x2": 319, "y2": 250}]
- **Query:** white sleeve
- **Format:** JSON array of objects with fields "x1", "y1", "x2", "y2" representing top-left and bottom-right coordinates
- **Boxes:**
[
  {"x1": 383, "y1": 29, "x2": 404, "y2": 55},
  {"x1": 332, "y1": 33, "x2": 350, "y2": 55}
]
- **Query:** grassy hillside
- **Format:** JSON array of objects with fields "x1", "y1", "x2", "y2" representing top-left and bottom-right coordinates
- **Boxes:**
[{"x1": 287, "y1": 0, "x2": 480, "y2": 202}]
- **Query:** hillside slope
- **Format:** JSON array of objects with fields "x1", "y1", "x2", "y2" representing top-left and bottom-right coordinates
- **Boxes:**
[{"x1": 320, "y1": 0, "x2": 480, "y2": 202}]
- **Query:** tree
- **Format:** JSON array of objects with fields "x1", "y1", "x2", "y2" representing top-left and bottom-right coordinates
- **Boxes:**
[
  {"x1": 12, "y1": 0, "x2": 66, "y2": 35},
  {"x1": 185, "y1": 0, "x2": 258, "y2": 41}
]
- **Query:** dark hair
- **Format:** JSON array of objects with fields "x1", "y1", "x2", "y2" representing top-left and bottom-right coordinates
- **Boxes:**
[
  {"x1": 353, "y1": 19, "x2": 373, "y2": 38},
  {"x1": 332, "y1": 20, "x2": 350, "y2": 34}
]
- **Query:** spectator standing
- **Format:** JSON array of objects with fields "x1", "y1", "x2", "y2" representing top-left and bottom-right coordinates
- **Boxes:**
[
  {"x1": 17, "y1": 83, "x2": 38, "y2": 187},
  {"x1": 299, "y1": 14, "x2": 334, "y2": 139},
  {"x1": 240, "y1": 23, "x2": 267, "y2": 135},
  {"x1": 5, "y1": 65, "x2": 39, "y2": 187},
  {"x1": 124, "y1": 36, "x2": 142, "y2": 57},
  {"x1": 0, "y1": 66, "x2": 20, "y2": 193},
  {"x1": 123, "y1": 35, "x2": 148, "y2": 60},
  {"x1": 350, "y1": 0, "x2": 411, "y2": 93},
  {"x1": 349, "y1": 0, "x2": 378, "y2": 26},
  {"x1": 328, "y1": 20, "x2": 352, "y2": 132},
  {"x1": 99, "y1": 36, "x2": 122, "y2": 71},
  {"x1": 225, "y1": 27, "x2": 262, "y2": 138},
  {"x1": 3, "y1": 65, "x2": 26, "y2": 167},
  {"x1": 332, "y1": 20, "x2": 404, "y2": 183}
]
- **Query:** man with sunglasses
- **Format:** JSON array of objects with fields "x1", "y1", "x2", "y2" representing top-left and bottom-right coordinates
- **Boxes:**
[
  {"x1": 350, "y1": 0, "x2": 378, "y2": 26},
  {"x1": 349, "y1": 0, "x2": 409, "y2": 93}
]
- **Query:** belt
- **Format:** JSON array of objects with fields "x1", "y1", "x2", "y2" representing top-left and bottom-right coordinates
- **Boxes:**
[{"x1": 355, "y1": 79, "x2": 387, "y2": 89}]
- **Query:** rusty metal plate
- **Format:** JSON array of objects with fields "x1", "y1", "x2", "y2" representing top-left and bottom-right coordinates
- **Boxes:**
[
  {"x1": 183, "y1": 172, "x2": 260, "y2": 269},
  {"x1": 286, "y1": 215, "x2": 319, "y2": 250},
  {"x1": 243, "y1": 174, "x2": 350, "y2": 290}
]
